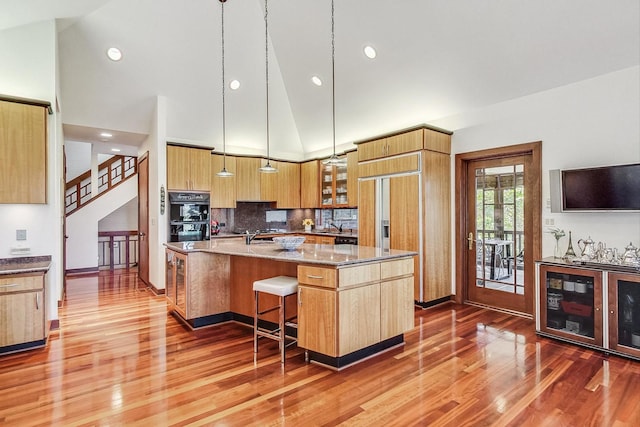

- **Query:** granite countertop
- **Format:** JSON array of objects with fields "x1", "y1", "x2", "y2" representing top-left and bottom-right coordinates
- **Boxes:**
[
  {"x1": 165, "y1": 240, "x2": 412, "y2": 266},
  {"x1": 0, "y1": 256, "x2": 52, "y2": 275}
]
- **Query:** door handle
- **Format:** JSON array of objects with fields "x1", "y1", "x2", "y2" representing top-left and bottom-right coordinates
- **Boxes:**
[{"x1": 468, "y1": 232, "x2": 474, "y2": 250}]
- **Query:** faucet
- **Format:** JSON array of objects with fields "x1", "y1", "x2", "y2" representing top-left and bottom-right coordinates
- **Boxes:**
[
  {"x1": 328, "y1": 221, "x2": 343, "y2": 233},
  {"x1": 245, "y1": 230, "x2": 261, "y2": 245}
]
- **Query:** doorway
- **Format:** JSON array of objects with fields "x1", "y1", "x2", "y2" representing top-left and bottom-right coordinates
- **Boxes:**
[
  {"x1": 137, "y1": 153, "x2": 150, "y2": 286},
  {"x1": 455, "y1": 142, "x2": 541, "y2": 316}
]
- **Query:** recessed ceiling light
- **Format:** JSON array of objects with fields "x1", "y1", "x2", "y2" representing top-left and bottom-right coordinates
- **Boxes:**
[
  {"x1": 311, "y1": 76, "x2": 322, "y2": 86},
  {"x1": 111, "y1": 148, "x2": 121, "y2": 152},
  {"x1": 363, "y1": 45, "x2": 377, "y2": 59},
  {"x1": 100, "y1": 132, "x2": 113, "y2": 138},
  {"x1": 107, "y1": 47, "x2": 122, "y2": 61},
  {"x1": 229, "y1": 80, "x2": 240, "y2": 90}
]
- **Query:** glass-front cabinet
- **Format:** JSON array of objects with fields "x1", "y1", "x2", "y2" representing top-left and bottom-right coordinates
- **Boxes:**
[
  {"x1": 608, "y1": 272, "x2": 640, "y2": 358},
  {"x1": 320, "y1": 160, "x2": 349, "y2": 207},
  {"x1": 538, "y1": 263, "x2": 603, "y2": 347}
]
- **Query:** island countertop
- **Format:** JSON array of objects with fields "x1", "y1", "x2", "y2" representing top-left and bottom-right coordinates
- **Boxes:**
[{"x1": 165, "y1": 240, "x2": 415, "y2": 266}]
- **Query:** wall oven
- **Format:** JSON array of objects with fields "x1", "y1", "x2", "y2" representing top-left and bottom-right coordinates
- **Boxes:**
[{"x1": 168, "y1": 192, "x2": 210, "y2": 242}]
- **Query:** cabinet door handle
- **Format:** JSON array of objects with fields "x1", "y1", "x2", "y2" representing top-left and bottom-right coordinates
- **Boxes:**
[
  {"x1": 298, "y1": 289, "x2": 302, "y2": 306},
  {"x1": 36, "y1": 293, "x2": 40, "y2": 310},
  {"x1": 0, "y1": 283, "x2": 18, "y2": 289},
  {"x1": 306, "y1": 274, "x2": 323, "y2": 279}
]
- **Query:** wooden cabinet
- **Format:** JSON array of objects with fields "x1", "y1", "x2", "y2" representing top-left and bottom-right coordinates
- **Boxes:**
[
  {"x1": 0, "y1": 272, "x2": 47, "y2": 353},
  {"x1": 210, "y1": 154, "x2": 236, "y2": 208},
  {"x1": 297, "y1": 257, "x2": 413, "y2": 360},
  {"x1": 536, "y1": 260, "x2": 640, "y2": 361},
  {"x1": 167, "y1": 145, "x2": 211, "y2": 191},
  {"x1": 165, "y1": 249, "x2": 230, "y2": 326},
  {"x1": 303, "y1": 234, "x2": 335, "y2": 245},
  {"x1": 275, "y1": 161, "x2": 300, "y2": 208},
  {"x1": 346, "y1": 151, "x2": 358, "y2": 207},
  {"x1": 607, "y1": 272, "x2": 640, "y2": 359},
  {"x1": 236, "y1": 157, "x2": 262, "y2": 201},
  {"x1": 0, "y1": 98, "x2": 48, "y2": 204},
  {"x1": 538, "y1": 263, "x2": 603, "y2": 347},
  {"x1": 297, "y1": 286, "x2": 337, "y2": 356},
  {"x1": 320, "y1": 158, "x2": 351, "y2": 208},
  {"x1": 357, "y1": 125, "x2": 451, "y2": 305},
  {"x1": 300, "y1": 160, "x2": 320, "y2": 208},
  {"x1": 357, "y1": 127, "x2": 451, "y2": 162}
]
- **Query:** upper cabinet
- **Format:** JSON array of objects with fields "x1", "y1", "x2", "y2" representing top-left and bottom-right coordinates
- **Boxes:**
[
  {"x1": 0, "y1": 97, "x2": 49, "y2": 204},
  {"x1": 346, "y1": 151, "x2": 358, "y2": 207},
  {"x1": 300, "y1": 160, "x2": 320, "y2": 208},
  {"x1": 167, "y1": 145, "x2": 211, "y2": 192},
  {"x1": 357, "y1": 126, "x2": 451, "y2": 163},
  {"x1": 210, "y1": 154, "x2": 236, "y2": 208},
  {"x1": 276, "y1": 161, "x2": 301, "y2": 209},
  {"x1": 235, "y1": 157, "x2": 262, "y2": 201},
  {"x1": 321, "y1": 156, "x2": 355, "y2": 208}
]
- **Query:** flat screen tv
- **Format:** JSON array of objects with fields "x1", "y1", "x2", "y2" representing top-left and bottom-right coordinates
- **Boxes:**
[{"x1": 561, "y1": 163, "x2": 640, "y2": 211}]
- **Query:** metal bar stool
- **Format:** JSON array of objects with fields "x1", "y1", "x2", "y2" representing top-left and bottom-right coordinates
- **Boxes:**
[{"x1": 253, "y1": 275, "x2": 298, "y2": 363}]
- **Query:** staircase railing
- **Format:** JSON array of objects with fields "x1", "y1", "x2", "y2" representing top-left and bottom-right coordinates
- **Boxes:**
[
  {"x1": 65, "y1": 155, "x2": 137, "y2": 215},
  {"x1": 98, "y1": 230, "x2": 139, "y2": 270}
]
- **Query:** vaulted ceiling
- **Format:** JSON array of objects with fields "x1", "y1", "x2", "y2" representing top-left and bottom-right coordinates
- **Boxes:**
[{"x1": 3, "y1": 0, "x2": 639, "y2": 160}]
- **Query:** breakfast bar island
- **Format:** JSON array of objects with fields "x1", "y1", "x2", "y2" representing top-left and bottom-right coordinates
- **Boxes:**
[{"x1": 165, "y1": 239, "x2": 417, "y2": 369}]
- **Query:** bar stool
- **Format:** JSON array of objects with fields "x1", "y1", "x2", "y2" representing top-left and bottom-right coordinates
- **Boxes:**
[{"x1": 253, "y1": 275, "x2": 299, "y2": 363}]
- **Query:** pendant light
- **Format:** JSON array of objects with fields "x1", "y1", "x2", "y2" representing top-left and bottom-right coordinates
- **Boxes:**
[
  {"x1": 258, "y1": 0, "x2": 277, "y2": 173},
  {"x1": 323, "y1": 0, "x2": 346, "y2": 167},
  {"x1": 216, "y1": 0, "x2": 233, "y2": 177}
]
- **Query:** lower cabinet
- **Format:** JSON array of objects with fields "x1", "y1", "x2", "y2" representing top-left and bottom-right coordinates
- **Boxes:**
[
  {"x1": 536, "y1": 259, "x2": 640, "y2": 360},
  {"x1": 297, "y1": 257, "x2": 414, "y2": 362},
  {"x1": 0, "y1": 273, "x2": 47, "y2": 353},
  {"x1": 165, "y1": 249, "x2": 230, "y2": 326}
]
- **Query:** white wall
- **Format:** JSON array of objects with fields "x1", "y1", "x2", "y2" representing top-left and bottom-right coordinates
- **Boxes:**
[
  {"x1": 0, "y1": 20, "x2": 62, "y2": 321},
  {"x1": 98, "y1": 198, "x2": 138, "y2": 231},
  {"x1": 432, "y1": 66, "x2": 640, "y2": 290},
  {"x1": 138, "y1": 95, "x2": 168, "y2": 290},
  {"x1": 64, "y1": 140, "x2": 91, "y2": 180},
  {"x1": 66, "y1": 177, "x2": 137, "y2": 270}
]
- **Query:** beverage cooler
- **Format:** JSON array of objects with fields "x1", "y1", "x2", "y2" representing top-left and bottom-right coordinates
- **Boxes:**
[{"x1": 168, "y1": 192, "x2": 210, "y2": 242}]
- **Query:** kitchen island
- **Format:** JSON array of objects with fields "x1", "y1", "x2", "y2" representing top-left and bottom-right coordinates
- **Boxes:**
[{"x1": 165, "y1": 239, "x2": 416, "y2": 369}]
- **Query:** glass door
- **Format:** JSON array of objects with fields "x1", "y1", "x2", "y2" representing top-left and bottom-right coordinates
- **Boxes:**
[
  {"x1": 608, "y1": 272, "x2": 640, "y2": 358},
  {"x1": 467, "y1": 156, "x2": 527, "y2": 313}
]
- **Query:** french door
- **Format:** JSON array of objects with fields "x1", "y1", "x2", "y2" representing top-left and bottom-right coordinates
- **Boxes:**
[{"x1": 456, "y1": 142, "x2": 541, "y2": 316}]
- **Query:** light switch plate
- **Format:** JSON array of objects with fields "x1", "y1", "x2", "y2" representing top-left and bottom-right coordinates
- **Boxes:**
[{"x1": 16, "y1": 229, "x2": 27, "y2": 240}]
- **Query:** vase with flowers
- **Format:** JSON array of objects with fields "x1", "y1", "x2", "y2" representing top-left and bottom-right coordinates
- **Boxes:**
[
  {"x1": 547, "y1": 227, "x2": 565, "y2": 259},
  {"x1": 303, "y1": 218, "x2": 314, "y2": 232}
]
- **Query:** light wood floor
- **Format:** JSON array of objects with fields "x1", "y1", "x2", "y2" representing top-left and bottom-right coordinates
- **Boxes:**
[{"x1": 1, "y1": 270, "x2": 639, "y2": 426}]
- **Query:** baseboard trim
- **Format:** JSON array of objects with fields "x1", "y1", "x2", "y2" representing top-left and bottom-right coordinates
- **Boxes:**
[{"x1": 65, "y1": 267, "x2": 99, "y2": 275}]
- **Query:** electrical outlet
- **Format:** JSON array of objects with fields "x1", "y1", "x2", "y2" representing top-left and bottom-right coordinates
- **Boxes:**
[
  {"x1": 16, "y1": 229, "x2": 27, "y2": 241},
  {"x1": 544, "y1": 218, "x2": 555, "y2": 226}
]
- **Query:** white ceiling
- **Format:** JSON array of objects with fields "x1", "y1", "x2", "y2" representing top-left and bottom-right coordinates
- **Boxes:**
[{"x1": 3, "y1": 0, "x2": 639, "y2": 159}]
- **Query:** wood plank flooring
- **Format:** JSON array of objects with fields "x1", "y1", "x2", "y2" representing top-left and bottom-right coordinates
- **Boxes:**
[{"x1": 1, "y1": 270, "x2": 639, "y2": 426}]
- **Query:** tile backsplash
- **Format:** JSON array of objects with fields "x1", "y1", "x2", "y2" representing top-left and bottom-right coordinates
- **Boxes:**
[{"x1": 210, "y1": 203, "x2": 357, "y2": 234}]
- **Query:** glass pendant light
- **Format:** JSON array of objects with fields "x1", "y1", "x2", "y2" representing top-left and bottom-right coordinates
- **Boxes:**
[
  {"x1": 258, "y1": 0, "x2": 277, "y2": 173},
  {"x1": 216, "y1": 0, "x2": 233, "y2": 177},
  {"x1": 323, "y1": 0, "x2": 346, "y2": 167}
]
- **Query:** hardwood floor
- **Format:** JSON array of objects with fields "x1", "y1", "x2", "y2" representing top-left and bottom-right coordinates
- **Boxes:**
[{"x1": 1, "y1": 270, "x2": 639, "y2": 426}]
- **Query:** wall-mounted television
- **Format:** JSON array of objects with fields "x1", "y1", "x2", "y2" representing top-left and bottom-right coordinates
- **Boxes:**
[{"x1": 550, "y1": 163, "x2": 640, "y2": 212}]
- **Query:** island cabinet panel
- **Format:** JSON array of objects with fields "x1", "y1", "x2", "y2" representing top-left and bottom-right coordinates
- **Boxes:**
[
  {"x1": 167, "y1": 145, "x2": 211, "y2": 191},
  {"x1": 298, "y1": 265, "x2": 337, "y2": 289},
  {"x1": 0, "y1": 100, "x2": 47, "y2": 204},
  {"x1": 210, "y1": 154, "x2": 236, "y2": 208},
  {"x1": 165, "y1": 249, "x2": 231, "y2": 325},
  {"x1": 0, "y1": 272, "x2": 46, "y2": 352},
  {"x1": 297, "y1": 286, "x2": 337, "y2": 356},
  {"x1": 380, "y1": 277, "x2": 414, "y2": 340},
  {"x1": 338, "y1": 284, "x2": 381, "y2": 355}
]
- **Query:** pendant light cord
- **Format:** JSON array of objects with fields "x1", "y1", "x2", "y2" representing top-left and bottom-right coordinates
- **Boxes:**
[
  {"x1": 331, "y1": 0, "x2": 336, "y2": 159},
  {"x1": 221, "y1": 0, "x2": 227, "y2": 170},
  {"x1": 264, "y1": 0, "x2": 271, "y2": 165}
]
